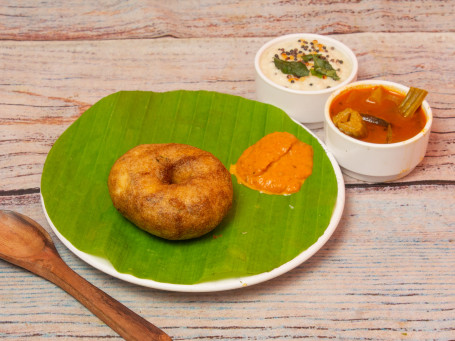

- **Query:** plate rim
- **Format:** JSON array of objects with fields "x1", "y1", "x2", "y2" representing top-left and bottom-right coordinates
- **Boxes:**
[{"x1": 41, "y1": 120, "x2": 345, "y2": 293}]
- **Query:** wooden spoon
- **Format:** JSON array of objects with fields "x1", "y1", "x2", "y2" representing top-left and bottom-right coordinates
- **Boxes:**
[{"x1": 0, "y1": 210, "x2": 172, "y2": 341}]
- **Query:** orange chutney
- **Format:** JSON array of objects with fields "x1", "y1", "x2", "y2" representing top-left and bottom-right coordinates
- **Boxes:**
[{"x1": 230, "y1": 132, "x2": 313, "y2": 195}]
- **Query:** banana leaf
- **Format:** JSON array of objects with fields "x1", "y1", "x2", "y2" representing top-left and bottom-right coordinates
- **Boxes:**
[{"x1": 41, "y1": 90, "x2": 339, "y2": 285}]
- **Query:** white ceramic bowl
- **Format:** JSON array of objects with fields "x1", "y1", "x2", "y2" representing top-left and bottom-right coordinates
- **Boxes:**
[
  {"x1": 324, "y1": 80, "x2": 433, "y2": 183},
  {"x1": 255, "y1": 33, "x2": 358, "y2": 127}
]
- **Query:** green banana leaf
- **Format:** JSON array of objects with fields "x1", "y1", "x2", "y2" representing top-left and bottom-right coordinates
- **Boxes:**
[{"x1": 41, "y1": 90, "x2": 338, "y2": 285}]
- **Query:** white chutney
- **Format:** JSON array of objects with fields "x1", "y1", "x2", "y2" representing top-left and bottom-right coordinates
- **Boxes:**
[{"x1": 259, "y1": 36, "x2": 353, "y2": 91}]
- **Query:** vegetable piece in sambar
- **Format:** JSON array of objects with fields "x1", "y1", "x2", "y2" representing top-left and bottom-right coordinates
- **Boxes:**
[{"x1": 333, "y1": 108, "x2": 367, "y2": 139}]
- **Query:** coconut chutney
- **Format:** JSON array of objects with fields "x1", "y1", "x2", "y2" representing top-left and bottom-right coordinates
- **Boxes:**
[{"x1": 259, "y1": 36, "x2": 353, "y2": 91}]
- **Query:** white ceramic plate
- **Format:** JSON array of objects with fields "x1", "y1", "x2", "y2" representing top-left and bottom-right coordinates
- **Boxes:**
[{"x1": 41, "y1": 124, "x2": 345, "y2": 293}]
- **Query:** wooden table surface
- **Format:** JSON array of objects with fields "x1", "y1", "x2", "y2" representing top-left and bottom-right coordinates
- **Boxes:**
[{"x1": 1, "y1": 1, "x2": 454, "y2": 340}]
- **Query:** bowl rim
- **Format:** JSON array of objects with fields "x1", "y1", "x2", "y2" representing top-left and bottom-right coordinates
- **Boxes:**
[
  {"x1": 324, "y1": 79, "x2": 433, "y2": 148},
  {"x1": 254, "y1": 33, "x2": 358, "y2": 95}
]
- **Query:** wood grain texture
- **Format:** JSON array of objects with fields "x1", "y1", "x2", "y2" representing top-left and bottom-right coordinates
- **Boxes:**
[
  {"x1": 0, "y1": 186, "x2": 453, "y2": 340},
  {"x1": 0, "y1": 1, "x2": 454, "y2": 340},
  {"x1": 0, "y1": 33, "x2": 454, "y2": 191},
  {"x1": 0, "y1": 211, "x2": 172, "y2": 340},
  {"x1": 1, "y1": 0, "x2": 455, "y2": 40}
]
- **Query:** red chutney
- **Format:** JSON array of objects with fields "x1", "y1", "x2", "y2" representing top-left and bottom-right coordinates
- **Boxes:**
[
  {"x1": 330, "y1": 86, "x2": 427, "y2": 144},
  {"x1": 230, "y1": 132, "x2": 313, "y2": 195}
]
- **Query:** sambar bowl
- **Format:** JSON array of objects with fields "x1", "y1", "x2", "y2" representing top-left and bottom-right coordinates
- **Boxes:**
[{"x1": 324, "y1": 80, "x2": 433, "y2": 183}]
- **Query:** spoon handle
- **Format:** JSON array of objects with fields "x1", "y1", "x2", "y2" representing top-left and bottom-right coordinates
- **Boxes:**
[
  {"x1": 36, "y1": 246, "x2": 172, "y2": 341},
  {"x1": 0, "y1": 210, "x2": 171, "y2": 340}
]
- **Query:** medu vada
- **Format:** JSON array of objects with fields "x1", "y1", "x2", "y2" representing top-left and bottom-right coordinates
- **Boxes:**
[{"x1": 108, "y1": 143, "x2": 233, "y2": 240}]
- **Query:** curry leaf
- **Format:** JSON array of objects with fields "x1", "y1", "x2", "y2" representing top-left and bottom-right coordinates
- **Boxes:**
[
  {"x1": 311, "y1": 54, "x2": 340, "y2": 80},
  {"x1": 273, "y1": 57, "x2": 309, "y2": 77},
  {"x1": 301, "y1": 54, "x2": 315, "y2": 62},
  {"x1": 274, "y1": 54, "x2": 340, "y2": 81}
]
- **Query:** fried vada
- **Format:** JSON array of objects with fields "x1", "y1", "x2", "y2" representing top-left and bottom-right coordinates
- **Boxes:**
[{"x1": 108, "y1": 144, "x2": 233, "y2": 240}]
